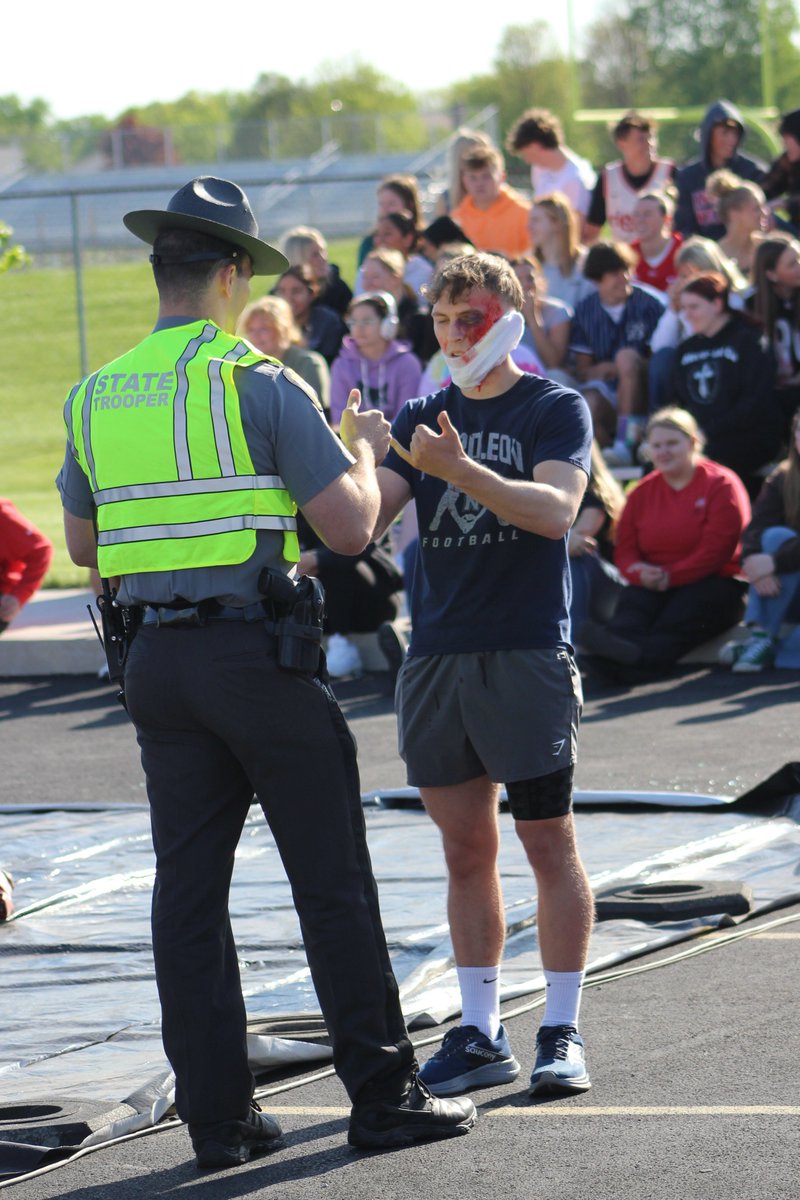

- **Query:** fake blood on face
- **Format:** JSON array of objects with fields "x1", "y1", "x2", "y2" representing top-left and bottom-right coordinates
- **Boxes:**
[{"x1": 465, "y1": 295, "x2": 503, "y2": 346}]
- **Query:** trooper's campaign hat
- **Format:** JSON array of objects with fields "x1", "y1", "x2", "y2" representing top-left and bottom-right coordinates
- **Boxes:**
[{"x1": 124, "y1": 176, "x2": 288, "y2": 275}]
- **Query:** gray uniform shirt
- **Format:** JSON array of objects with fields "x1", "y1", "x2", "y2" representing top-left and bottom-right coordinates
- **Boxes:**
[{"x1": 56, "y1": 317, "x2": 355, "y2": 606}]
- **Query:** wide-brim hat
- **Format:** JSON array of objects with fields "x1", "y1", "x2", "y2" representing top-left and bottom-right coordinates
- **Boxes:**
[{"x1": 123, "y1": 176, "x2": 288, "y2": 276}]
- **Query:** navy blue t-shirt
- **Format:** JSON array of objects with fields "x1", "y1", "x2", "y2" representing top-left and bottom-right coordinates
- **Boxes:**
[{"x1": 384, "y1": 373, "x2": 592, "y2": 655}]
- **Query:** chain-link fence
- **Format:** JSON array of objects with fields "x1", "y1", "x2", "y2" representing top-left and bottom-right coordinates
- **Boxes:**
[{"x1": 0, "y1": 107, "x2": 498, "y2": 176}]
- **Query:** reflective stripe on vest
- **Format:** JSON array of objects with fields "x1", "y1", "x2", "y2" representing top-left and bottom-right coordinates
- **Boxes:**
[{"x1": 66, "y1": 320, "x2": 299, "y2": 574}]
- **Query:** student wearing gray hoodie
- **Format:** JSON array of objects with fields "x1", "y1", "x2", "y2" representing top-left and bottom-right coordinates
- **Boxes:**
[{"x1": 674, "y1": 99, "x2": 765, "y2": 241}]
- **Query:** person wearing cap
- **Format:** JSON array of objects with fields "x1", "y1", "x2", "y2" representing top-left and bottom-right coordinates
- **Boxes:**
[
  {"x1": 674, "y1": 99, "x2": 765, "y2": 241},
  {"x1": 762, "y1": 108, "x2": 800, "y2": 232},
  {"x1": 56, "y1": 176, "x2": 476, "y2": 1168}
]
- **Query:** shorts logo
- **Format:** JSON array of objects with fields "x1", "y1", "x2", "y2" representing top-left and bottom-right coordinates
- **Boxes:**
[{"x1": 551, "y1": 738, "x2": 566, "y2": 756}]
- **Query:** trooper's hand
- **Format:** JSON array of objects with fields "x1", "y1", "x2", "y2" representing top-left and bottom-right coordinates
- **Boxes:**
[{"x1": 339, "y1": 390, "x2": 391, "y2": 463}]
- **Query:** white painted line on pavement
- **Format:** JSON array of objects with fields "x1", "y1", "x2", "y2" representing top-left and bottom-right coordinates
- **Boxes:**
[
  {"x1": 488, "y1": 1106, "x2": 800, "y2": 1117},
  {"x1": 264, "y1": 1104, "x2": 800, "y2": 1118}
]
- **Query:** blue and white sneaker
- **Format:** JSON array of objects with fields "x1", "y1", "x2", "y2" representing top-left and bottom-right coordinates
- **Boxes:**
[
  {"x1": 418, "y1": 1024, "x2": 520, "y2": 1096},
  {"x1": 529, "y1": 1024, "x2": 591, "y2": 1096}
]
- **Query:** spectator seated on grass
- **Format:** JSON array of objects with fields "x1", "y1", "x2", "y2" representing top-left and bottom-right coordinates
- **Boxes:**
[
  {"x1": 238, "y1": 295, "x2": 331, "y2": 418},
  {"x1": 761, "y1": 108, "x2": 800, "y2": 232},
  {"x1": 280, "y1": 225, "x2": 352, "y2": 316},
  {"x1": 672, "y1": 272, "x2": 783, "y2": 500},
  {"x1": 506, "y1": 106, "x2": 596, "y2": 230},
  {"x1": 330, "y1": 293, "x2": 422, "y2": 428},
  {"x1": 0, "y1": 497, "x2": 53, "y2": 634},
  {"x1": 274, "y1": 263, "x2": 345, "y2": 365},
  {"x1": 750, "y1": 233, "x2": 800, "y2": 439},
  {"x1": 528, "y1": 192, "x2": 595, "y2": 311},
  {"x1": 356, "y1": 209, "x2": 433, "y2": 303},
  {"x1": 630, "y1": 190, "x2": 682, "y2": 298},
  {"x1": 706, "y1": 170, "x2": 768, "y2": 281},
  {"x1": 568, "y1": 441, "x2": 627, "y2": 640},
  {"x1": 674, "y1": 99, "x2": 765, "y2": 242},
  {"x1": 450, "y1": 143, "x2": 531, "y2": 259},
  {"x1": 510, "y1": 255, "x2": 575, "y2": 386},
  {"x1": 296, "y1": 508, "x2": 404, "y2": 681},
  {"x1": 570, "y1": 240, "x2": 665, "y2": 462},
  {"x1": 361, "y1": 248, "x2": 437, "y2": 364},
  {"x1": 585, "y1": 111, "x2": 675, "y2": 245},
  {"x1": 648, "y1": 235, "x2": 748, "y2": 410},
  {"x1": 720, "y1": 408, "x2": 800, "y2": 673},
  {"x1": 579, "y1": 408, "x2": 750, "y2": 685},
  {"x1": 357, "y1": 173, "x2": 422, "y2": 268}
]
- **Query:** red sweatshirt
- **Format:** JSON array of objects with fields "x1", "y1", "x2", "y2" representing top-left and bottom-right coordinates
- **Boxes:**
[
  {"x1": 0, "y1": 498, "x2": 54, "y2": 605},
  {"x1": 614, "y1": 459, "x2": 751, "y2": 589}
]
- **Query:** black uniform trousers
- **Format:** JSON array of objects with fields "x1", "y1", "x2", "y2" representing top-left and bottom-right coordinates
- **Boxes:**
[{"x1": 124, "y1": 620, "x2": 414, "y2": 1126}]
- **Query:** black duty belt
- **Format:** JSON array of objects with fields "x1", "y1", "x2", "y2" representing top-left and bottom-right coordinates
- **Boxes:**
[{"x1": 142, "y1": 600, "x2": 268, "y2": 628}]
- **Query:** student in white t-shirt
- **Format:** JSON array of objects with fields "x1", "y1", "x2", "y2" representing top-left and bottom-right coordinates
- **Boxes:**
[{"x1": 506, "y1": 108, "x2": 596, "y2": 229}]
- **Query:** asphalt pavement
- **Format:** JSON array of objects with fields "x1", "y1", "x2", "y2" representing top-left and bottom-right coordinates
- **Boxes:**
[{"x1": 0, "y1": 661, "x2": 798, "y2": 1198}]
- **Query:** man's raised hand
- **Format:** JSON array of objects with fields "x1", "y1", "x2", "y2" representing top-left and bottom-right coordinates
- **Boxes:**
[
  {"x1": 339, "y1": 389, "x2": 391, "y2": 463},
  {"x1": 390, "y1": 410, "x2": 467, "y2": 483}
]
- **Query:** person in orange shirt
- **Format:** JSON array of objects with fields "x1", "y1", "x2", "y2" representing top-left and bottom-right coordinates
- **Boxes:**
[{"x1": 451, "y1": 145, "x2": 531, "y2": 259}]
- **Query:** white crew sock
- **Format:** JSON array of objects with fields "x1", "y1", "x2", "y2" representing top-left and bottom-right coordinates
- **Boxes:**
[
  {"x1": 457, "y1": 965, "x2": 501, "y2": 1040},
  {"x1": 541, "y1": 969, "x2": 585, "y2": 1029}
]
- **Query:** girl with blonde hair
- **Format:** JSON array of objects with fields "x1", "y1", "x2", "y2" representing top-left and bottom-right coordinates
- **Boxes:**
[{"x1": 528, "y1": 192, "x2": 595, "y2": 309}]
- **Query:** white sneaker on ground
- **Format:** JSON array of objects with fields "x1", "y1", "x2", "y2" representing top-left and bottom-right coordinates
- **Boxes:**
[{"x1": 325, "y1": 633, "x2": 363, "y2": 678}]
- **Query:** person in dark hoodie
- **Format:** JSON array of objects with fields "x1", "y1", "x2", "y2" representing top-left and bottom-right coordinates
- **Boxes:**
[
  {"x1": 762, "y1": 108, "x2": 800, "y2": 233},
  {"x1": 674, "y1": 100, "x2": 765, "y2": 241},
  {"x1": 330, "y1": 293, "x2": 423, "y2": 427},
  {"x1": 671, "y1": 272, "x2": 782, "y2": 498}
]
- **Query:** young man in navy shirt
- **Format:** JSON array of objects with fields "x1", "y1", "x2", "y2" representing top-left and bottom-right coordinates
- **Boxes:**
[
  {"x1": 375, "y1": 253, "x2": 595, "y2": 1098},
  {"x1": 571, "y1": 241, "x2": 665, "y2": 463}
]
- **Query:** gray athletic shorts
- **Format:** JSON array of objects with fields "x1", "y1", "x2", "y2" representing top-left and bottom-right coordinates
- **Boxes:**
[{"x1": 396, "y1": 648, "x2": 583, "y2": 789}]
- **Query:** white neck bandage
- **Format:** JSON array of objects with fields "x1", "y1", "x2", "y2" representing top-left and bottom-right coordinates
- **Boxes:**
[{"x1": 444, "y1": 310, "x2": 524, "y2": 390}]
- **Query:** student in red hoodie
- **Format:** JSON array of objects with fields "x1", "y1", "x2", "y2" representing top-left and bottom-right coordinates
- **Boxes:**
[
  {"x1": 0, "y1": 498, "x2": 53, "y2": 633},
  {"x1": 579, "y1": 407, "x2": 750, "y2": 679}
]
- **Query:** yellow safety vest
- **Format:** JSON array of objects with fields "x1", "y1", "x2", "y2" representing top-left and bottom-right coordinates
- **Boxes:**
[{"x1": 65, "y1": 320, "x2": 299, "y2": 576}]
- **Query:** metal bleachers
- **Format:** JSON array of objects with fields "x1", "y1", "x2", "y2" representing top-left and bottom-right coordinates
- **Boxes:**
[{"x1": 0, "y1": 150, "x2": 435, "y2": 254}]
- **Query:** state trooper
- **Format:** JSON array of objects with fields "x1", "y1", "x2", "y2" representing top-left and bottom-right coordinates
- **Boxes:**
[{"x1": 57, "y1": 176, "x2": 475, "y2": 1168}]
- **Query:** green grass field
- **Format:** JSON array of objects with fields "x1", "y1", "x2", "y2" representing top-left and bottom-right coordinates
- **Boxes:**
[{"x1": 0, "y1": 239, "x2": 358, "y2": 586}]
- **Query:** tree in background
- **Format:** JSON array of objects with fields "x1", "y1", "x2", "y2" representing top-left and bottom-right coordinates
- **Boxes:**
[
  {"x1": 447, "y1": 22, "x2": 573, "y2": 168},
  {"x1": 232, "y1": 61, "x2": 425, "y2": 158},
  {"x1": 580, "y1": 0, "x2": 800, "y2": 163}
]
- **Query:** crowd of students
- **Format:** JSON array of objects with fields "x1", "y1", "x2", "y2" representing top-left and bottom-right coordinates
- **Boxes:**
[{"x1": 196, "y1": 101, "x2": 800, "y2": 681}]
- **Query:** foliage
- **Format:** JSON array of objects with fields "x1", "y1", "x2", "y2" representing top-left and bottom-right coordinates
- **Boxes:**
[
  {"x1": 0, "y1": 220, "x2": 29, "y2": 273},
  {"x1": 583, "y1": 0, "x2": 800, "y2": 112},
  {"x1": 447, "y1": 22, "x2": 574, "y2": 168}
]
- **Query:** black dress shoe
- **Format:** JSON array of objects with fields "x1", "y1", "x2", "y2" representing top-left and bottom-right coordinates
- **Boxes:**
[
  {"x1": 191, "y1": 1101, "x2": 283, "y2": 1169},
  {"x1": 348, "y1": 1074, "x2": 477, "y2": 1149}
]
